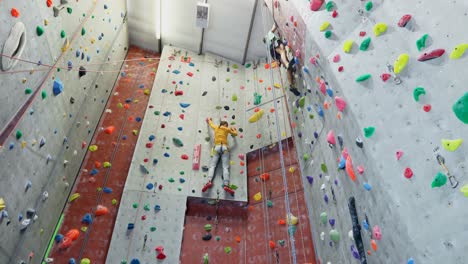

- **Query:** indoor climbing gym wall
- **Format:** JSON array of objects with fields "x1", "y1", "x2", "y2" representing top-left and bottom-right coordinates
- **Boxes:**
[
  {"x1": 0, "y1": 0, "x2": 128, "y2": 263},
  {"x1": 265, "y1": 0, "x2": 468, "y2": 263},
  {"x1": 106, "y1": 46, "x2": 292, "y2": 263}
]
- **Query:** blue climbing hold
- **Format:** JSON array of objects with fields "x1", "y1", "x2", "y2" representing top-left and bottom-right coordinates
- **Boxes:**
[
  {"x1": 122, "y1": 135, "x2": 127, "y2": 140},
  {"x1": 149, "y1": 135, "x2": 155, "y2": 141},
  {"x1": 103, "y1": 187, "x2": 113, "y2": 193},
  {"x1": 313, "y1": 132, "x2": 319, "y2": 139},
  {"x1": 189, "y1": 62, "x2": 195, "y2": 67},
  {"x1": 180, "y1": 103, "x2": 190, "y2": 108},
  {"x1": 82, "y1": 213, "x2": 92, "y2": 224},
  {"x1": 154, "y1": 205, "x2": 161, "y2": 211},
  {"x1": 172, "y1": 70, "x2": 181, "y2": 74},
  {"x1": 362, "y1": 219, "x2": 369, "y2": 230},
  {"x1": 164, "y1": 153, "x2": 170, "y2": 157},
  {"x1": 153, "y1": 159, "x2": 158, "y2": 165},
  {"x1": 104, "y1": 4, "x2": 108, "y2": 9},
  {"x1": 306, "y1": 176, "x2": 313, "y2": 184},
  {"x1": 338, "y1": 156, "x2": 346, "y2": 169},
  {"x1": 139, "y1": 84, "x2": 145, "y2": 88},
  {"x1": 90, "y1": 169, "x2": 99, "y2": 176},
  {"x1": 146, "y1": 183, "x2": 154, "y2": 190},
  {"x1": 179, "y1": 178, "x2": 186, "y2": 183},
  {"x1": 163, "y1": 111, "x2": 171, "y2": 116},
  {"x1": 306, "y1": 105, "x2": 312, "y2": 112},
  {"x1": 55, "y1": 234, "x2": 64, "y2": 243},
  {"x1": 318, "y1": 106, "x2": 324, "y2": 117},
  {"x1": 363, "y1": 182, "x2": 372, "y2": 191},
  {"x1": 407, "y1": 258, "x2": 414, "y2": 264},
  {"x1": 53, "y1": 78, "x2": 64, "y2": 96},
  {"x1": 177, "y1": 127, "x2": 183, "y2": 131},
  {"x1": 127, "y1": 223, "x2": 134, "y2": 230},
  {"x1": 303, "y1": 66, "x2": 309, "y2": 74},
  {"x1": 161, "y1": 89, "x2": 167, "y2": 93},
  {"x1": 76, "y1": 50, "x2": 80, "y2": 57},
  {"x1": 125, "y1": 98, "x2": 132, "y2": 103},
  {"x1": 135, "y1": 117, "x2": 142, "y2": 122},
  {"x1": 130, "y1": 259, "x2": 140, "y2": 264},
  {"x1": 121, "y1": 72, "x2": 126, "y2": 77},
  {"x1": 9, "y1": 142, "x2": 14, "y2": 150},
  {"x1": 68, "y1": 258, "x2": 76, "y2": 264},
  {"x1": 326, "y1": 87, "x2": 333, "y2": 97}
]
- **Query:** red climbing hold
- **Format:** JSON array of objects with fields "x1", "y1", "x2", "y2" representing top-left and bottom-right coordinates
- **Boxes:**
[
  {"x1": 59, "y1": 237, "x2": 73, "y2": 249},
  {"x1": 256, "y1": 133, "x2": 262, "y2": 139},
  {"x1": 269, "y1": 240, "x2": 276, "y2": 249},
  {"x1": 187, "y1": 72, "x2": 193, "y2": 77},
  {"x1": 95, "y1": 205, "x2": 109, "y2": 216},
  {"x1": 175, "y1": 90, "x2": 183, "y2": 96},
  {"x1": 380, "y1": 73, "x2": 391, "y2": 82},
  {"x1": 158, "y1": 184, "x2": 163, "y2": 190},
  {"x1": 11, "y1": 8, "x2": 20, "y2": 18},
  {"x1": 359, "y1": 31, "x2": 367, "y2": 37},
  {"x1": 310, "y1": 0, "x2": 324, "y2": 11},
  {"x1": 423, "y1": 104, "x2": 431, "y2": 112},
  {"x1": 157, "y1": 252, "x2": 167, "y2": 260},
  {"x1": 46, "y1": 0, "x2": 53, "y2": 7},
  {"x1": 260, "y1": 173, "x2": 270, "y2": 181},
  {"x1": 146, "y1": 143, "x2": 153, "y2": 148},
  {"x1": 104, "y1": 126, "x2": 115, "y2": 134},
  {"x1": 338, "y1": 66, "x2": 344, "y2": 72},
  {"x1": 161, "y1": 124, "x2": 166, "y2": 128},
  {"x1": 397, "y1": 14, "x2": 412, "y2": 27},
  {"x1": 181, "y1": 154, "x2": 189, "y2": 160},
  {"x1": 179, "y1": 114, "x2": 185, "y2": 120},
  {"x1": 332, "y1": 10, "x2": 338, "y2": 18},
  {"x1": 95, "y1": 161, "x2": 102, "y2": 168},
  {"x1": 81, "y1": 141, "x2": 87, "y2": 149},
  {"x1": 264, "y1": 64, "x2": 270, "y2": 69},
  {"x1": 417, "y1": 49, "x2": 445, "y2": 61},
  {"x1": 404, "y1": 167, "x2": 413, "y2": 179}
]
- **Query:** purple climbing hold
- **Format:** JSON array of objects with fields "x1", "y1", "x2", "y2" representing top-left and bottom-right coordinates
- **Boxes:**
[
  {"x1": 306, "y1": 176, "x2": 313, "y2": 184},
  {"x1": 324, "y1": 194, "x2": 329, "y2": 203},
  {"x1": 351, "y1": 245, "x2": 360, "y2": 259},
  {"x1": 329, "y1": 219, "x2": 335, "y2": 227}
]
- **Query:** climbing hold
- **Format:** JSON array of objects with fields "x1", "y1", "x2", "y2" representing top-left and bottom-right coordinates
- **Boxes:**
[
  {"x1": 320, "y1": 163, "x2": 328, "y2": 173},
  {"x1": 452, "y1": 92, "x2": 468, "y2": 124},
  {"x1": 365, "y1": 1, "x2": 373, "y2": 11},
  {"x1": 248, "y1": 109, "x2": 264, "y2": 123},
  {"x1": 416, "y1": 34, "x2": 429, "y2": 51},
  {"x1": 95, "y1": 205, "x2": 109, "y2": 216},
  {"x1": 431, "y1": 172, "x2": 447, "y2": 188},
  {"x1": 253, "y1": 93, "x2": 262, "y2": 105},
  {"x1": 335, "y1": 96, "x2": 346, "y2": 112},
  {"x1": 36, "y1": 26, "x2": 44, "y2": 36},
  {"x1": 460, "y1": 184, "x2": 468, "y2": 197},
  {"x1": 204, "y1": 224, "x2": 212, "y2": 231},
  {"x1": 359, "y1": 37, "x2": 371, "y2": 51},
  {"x1": 396, "y1": 151, "x2": 404, "y2": 160},
  {"x1": 371, "y1": 239, "x2": 378, "y2": 251},
  {"x1": 306, "y1": 176, "x2": 313, "y2": 184},
  {"x1": 320, "y1": 22, "x2": 330, "y2": 31},
  {"x1": 394, "y1": 53, "x2": 409, "y2": 74},
  {"x1": 380, "y1": 73, "x2": 391, "y2": 82},
  {"x1": 449, "y1": 44, "x2": 468, "y2": 59},
  {"x1": 286, "y1": 213, "x2": 298, "y2": 225},
  {"x1": 172, "y1": 138, "x2": 184, "y2": 147},
  {"x1": 364, "y1": 127, "x2": 375, "y2": 138},
  {"x1": 82, "y1": 214, "x2": 92, "y2": 224},
  {"x1": 298, "y1": 96, "x2": 306, "y2": 107},
  {"x1": 89, "y1": 145, "x2": 98, "y2": 152},
  {"x1": 441, "y1": 139, "x2": 462, "y2": 152},
  {"x1": 398, "y1": 14, "x2": 412, "y2": 27},
  {"x1": 343, "y1": 40, "x2": 354, "y2": 53},
  {"x1": 407, "y1": 258, "x2": 415, "y2": 264},
  {"x1": 329, "y1": 229, "x2": 340, "y2": 242},
  {"x1": 53, "y1": 78, "x2": 64, "y2": 96},
  {"x1": 202, "y1": 234, "x2": 212, "y2": 241},
  {"x1": 423, "y1": 104, "x2": 431, "y2": 112},
  {"x1": 363, "y1": 182, "x2": 372, "y2": 191},
  {"x1": 181, "y1": 154, "x2": 189, "y2": 160},
  {"x1": 224, "y1": 247, "x2": 232, "y2": 254},
  {"x1": 325, "y1": 30, "x2": 332, "y2": 38},
  {"x1": 15, "y1": 130, "x2": 23, "y2": 140},
  {"x1": 418, "y1": 49, "x2": 445, "y2": 61},
  {"x1": 327, "y1": 130, "x2": 336, "y2": 145},
  {"x1": 179, "y1": 103, "x2": 190, "y2": 108},
  {"x1": 253, "y1": 192, "x2": 262, "y2": 201},
  {"x1": 325, "y1": 1, "x2": 335, "y2": 11},
  {"x1": 413, "y1": 87, "x2": 426, "y2": 101},
  {"x1": 269, "y1": 240, "x2": 276, "y2": 249},
  {"x1": 104, "y1": 126, "x2": 115, "y2": 134},
  {"x1": 373, "y1": 23, "x2": 387, "y2": 36},
  {"x1": 373, "y1": 225, "x2": 382, "y2": 240},
  {"x1": 310, "y1": 0, "x2": 324, "y2": 11},
  {"x1": 320, "y1": 212, "x2": 327, "y2": 224},
  {"x1": 345, "y1": 156, "x2": 357, "y2": 181},
  {"x1": 356, "y1": 74, "x2": 371, "y2": 82},
  {"x1": 404, "y1": 168, "x2": 413, "y2": 179},
  {"x1": 68, "y1": 193, "x2": 80, "y2": 202}
]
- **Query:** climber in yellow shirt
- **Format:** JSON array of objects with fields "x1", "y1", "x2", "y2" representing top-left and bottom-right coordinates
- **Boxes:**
[{"x1": 202, "y1": 118, "x2": 238, "y2": 195}]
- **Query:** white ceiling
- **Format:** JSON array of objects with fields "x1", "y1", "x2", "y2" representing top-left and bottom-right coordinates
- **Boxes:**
[{"x1": 126, "y1": 0, "x2": 267, "y2": 63}]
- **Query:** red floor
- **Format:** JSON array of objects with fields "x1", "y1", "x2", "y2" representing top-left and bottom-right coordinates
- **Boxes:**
[
  {"x1": 180, "y1": 138, "x2": 318, "y2": 264},
  {"x1": 48, "y1": 46, "x2": 159, "y2": 263}
]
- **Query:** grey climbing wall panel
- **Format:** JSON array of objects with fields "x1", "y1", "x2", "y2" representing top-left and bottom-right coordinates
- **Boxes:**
[
  {"x1": 107, "y1": 45, "x2": 292, "y2": 263},
  {"x1": 0, "y1": 0, "x2": 128, "y2": 263},
  {"x1": 268, "y1": 0, "x2": 468, "y2": 263}
]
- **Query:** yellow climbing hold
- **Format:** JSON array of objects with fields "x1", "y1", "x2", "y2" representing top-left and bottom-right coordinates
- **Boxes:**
[
  {"x1": 394, "y1": 53, "x2": 409, "y2": 74},
  {"x1": 0, "y1": 197, "x2": 6, "y2": 211},
  {"x1": 320, "y1": 21, "x2": 330, "y2": 32},
  {"x1": 132, "y1": 129, "x2": 138, "y2": 136},
  {"x1": 289, "y1": 166, "x2": 296, "y2": 173},
  {"x1": 61, "y1": 38, "x2": 70, "y2": 52},
  {"x1": 253, "y1": 192, "x2": 262, "y2": 201},
  {"x1": 273, "y1": 83, "x2": 281, "y2": 89},
  {"x1": 286, "y1": 213, "x2": 298, "y2": 225},
  {"x1": 460, "y1": 184, "x2": 468, "y2": 197},
  {"x1": 441, "y1": 139, "x2": 463, "y2": 152},
  {"x1": 248, "y1": 109, "x2": 264, "y2": 123},
  {"x1": 144, "y1": 89, "x2": 150, "y2": 95},
  {"x1": 80, "y1": 258, "x2": 91, "y2": 264},
  {"x1": 230, "y1": 160, "x2": 235, "y2": 165},
  {"x1": 88, "y1": 145, "x2": 98, "y2": 152},
  {"x1": 103, "y1": 161, "x2": 112, "y2": 168},
  {"x1": 21, "y1": 141, "x2": 27, "y2": 148},
  {"x1": 449, "y1": 43, "x2": 468, "y2": 59},
  {"x1": 373, "y1": 23, "x2": 388, "y2": 36},
  {"x1": 68, "y1": 193, "x2": 81, "y2": 202},
  {"x1": 343, "y1": 40, "x2": 354, "y2": 53}
]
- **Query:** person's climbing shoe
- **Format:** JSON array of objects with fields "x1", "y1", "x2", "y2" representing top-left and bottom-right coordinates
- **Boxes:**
[
  {"x1": 289, "y1": 87, "x2": 301, "y2": 96},
  {"x1": 202, "y1": 181, "x2": 213, "y2": 192},
  {"x1": 223, "y1": 185, "x2": 235, "y2": 195}
]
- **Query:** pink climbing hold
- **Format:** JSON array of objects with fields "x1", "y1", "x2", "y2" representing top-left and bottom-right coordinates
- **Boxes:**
[
  {"x1": 380, "y1": 73, "x2": 391, "y2": 82},
  {"x1": 310, "y1": 57, "x2": 317, "y2": 65},
  {"x1": 295, "y1": 49, "x2": 301, "y2": 58},
  {"x1": 274, "y1": 1, "x2": 279, "y2": 8},
  {"x1": 179, "y1": 114, "x2": 184, "y2": 120},
  {"x1": 319, "y1": 82, "x2": 326, "y2": 95},
  {"x1": 396, "y1": 151, "x2": 403, "y2": 160},
  {"x1": 333, "y1": 54, "x2": 340, "y2": 63},
  {"x1": 334, "y1": 96, "x2": 346, "y2": 112},
  {"x1": 310, "y1": 0, "x2": 324, "y2": 11},
  {"x1": 404, "y1": 167, "x2": 413, "y2": 179},
  {"x1": 290, "y1": 16, "x2": 294, "y2": 22},
  {"x1": 327, "y1": 130, "x2": 336, "y2": 145},
  {"x1": 423, "y1": 104, "x2": 431, "y2": 112},
  {"x1": 181, "y1": 154, "x2": 189, "y2": 160},
  {"x1": 357, "y1": 165, "x2": 364, "y2": 174},
  {"x1": 238, "y1": 154, "x2": 245, "y2": 160},
  {"x1": 397, "y1": 14, "x2": 412, "y2": 27},
  {"x1": 341, "y1": 148, "x2": 349, "y2": 159},
  {"x1": 373, "y1": 226, "x2": 382, "y2": 240},
  {"x1": 81, "y1": 141, "x2": 87, "y2": 149}
]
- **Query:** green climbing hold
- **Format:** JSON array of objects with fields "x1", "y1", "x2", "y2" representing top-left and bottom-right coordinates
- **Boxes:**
[
  {"x1": 267, "y1": 200, "x2": 273, "y2": 207},
  {"x1": 25, "y1": 88, "x2": 32, "y2": 94},
  {"x1": 324, "y1": 30, "x2": 332, "y2": 38},
  {"x1": 232, "y1": 64, "x2": 238, "y2": 69},
  {"x1": 256, "y1": 167, "x2": 261, "y2": 171},
  {"x1": 356, "y1": 74, "x2": 371, "y2": 82},
  {"x1": 365, "y1": 1, "x2": 373, "y2": 11},
  {"x1": 325, "y1": 1, "x2": 335, "y2": 11},
  {"x1": 205, "y1": 137, "x2": 211, "y2": 142},
  {"x1": 364, "y1": 126, "x2": 375, "y2": 138},
  {"x1": 228, "y1": 184, "x2": 238, "y2": 190},
  {"x1": 36, "y1": 26, "x2": 44, "y2": 36},
  {"x1": 309, "y1": 114, "x2": 314, "y2": 119},
  {"x1": 298, "y1": 96, "x2": 305, "y2": 107},
  {"x1": 154, "y1": 111, "x2": 160, "y2": 115},
  {"x1": 67, "y1": 7, "x2": 73, "y2": 14},
  {"x1": 321, "y1": 163, "x2": 328, "y2": 173},
  {"x1": 150, "y1": 227, "x2": 157, "y2": 232},
  {"x1": 254, "y1": 93, "x2": 262, "y2": 105},
  {"x1": 16, "y1": 130, "x2": 23, "y2": 140},
  {"x1": 172, "y1": 138, "x2": 183, "y2": 147},
  {"x1": 204, "y1": 224, "x2": 212, "y2": 231},
  {"x1": 180, "y1": 171, "x2": 185, "y2": 175},
  {"x1": 132, "y1": 203, "x2": 138, "y2": 208},
  {"x1": 413, "y1": 87, "x2": 426, "y2": 102},
  {"x1": 245, "y1": 63, "x2": 251, "y2": 68},
  {"x1": 215, "y1": 106, "x2": 222, "y2": 110},
  {"x1": 203, "y1": 253, "x2": 209, "y2": 264},
  {"x1": 288, "y1": 225, "x2": 297, "y2": 235},
  {"x1": 112, "y1": 199, "x2": 118, "y2": 205},
  {"x1": 416, "y1": 34, "x2": 429, "y2": 51},
  {"x1": 359, "y1": 37, "x2": 371, "y2": 51},
  {"x1": 293, "y1": 108, "x2": 299, "y2": 114},
  {"x1": 60, "y1": 30, "x2": 66, "y2": 38},
  {"x1": 232, "y1": 94, "x2": 238, "y2": 102},
  {"x1": 144, "y1": 204, "x2": 150, "y2": 211},
  {"x1": 452, "y1": 92, "x2": 468, "y2": 124},
  {"x1": 329, "y1": 229, "x2": 340, "y2": 242},
  {"x1": 41, "y1": 90, "x2": 47, "y2": 99},
  {"x1": 215, "y1": 236, "x2": 221, "y2": 241},
  {"x1": 432, "y1": 172, "x2": 447, "y2": 188},
  {"x1": 168, "y1": 177, "x2": 175, "y2": 183},
  {"x1": 303, "y1": 153, "x2": 309, "y2": 161},
  {"x1": 224, "y1": 247, "x2": 232, "y2": 254},
  {"x1": 81, "y1": 27, "x2": 86, "y2": 36},
  {"x1": 320, "y1": 212, "x2": 328, "y2": 224}
]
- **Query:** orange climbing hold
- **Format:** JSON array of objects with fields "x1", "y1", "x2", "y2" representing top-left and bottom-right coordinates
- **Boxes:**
[
  {"x1": 269, "y1": 240, "x2": 276, "y2": 249},
  {"x1": 95, "y1": 161, "x2": 102, "y2": 168},
  {"x1": 235, "y1": 236, "x2": 241, "y2": 243},
  {"x1": 260, "y1": 173, "x2": 270, "y2": 181},
  {"x1": 59, "y1": 236, "x2": 73, "y2": 249},
  {"x1": 345, "y1": 156, "x2": 357, "y2": 181},
  {"x1": 11, "y1": 8, "x2": 20, "y2": 17},
  {"x1": 371, "y1": 239, "x2": 378, "y2": 251},
  {"x1": 104, "y1": 126, "x2": 115, "y2": 134},
  {"x1": 278, "y1": 219, "x2": 286, "y2": 225},
  {"x1": 65, "y1": 229, "x2": 80, "y2": 241},
  {"x1": 264, "y1": 64, "x2": 270, "y2": 69},
  {"x1": 95, "y1": 205, "x2": 109, "y2": 216},
  {"x1": 269, "y1": 108, "x2": 275, "y2": 113}
]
